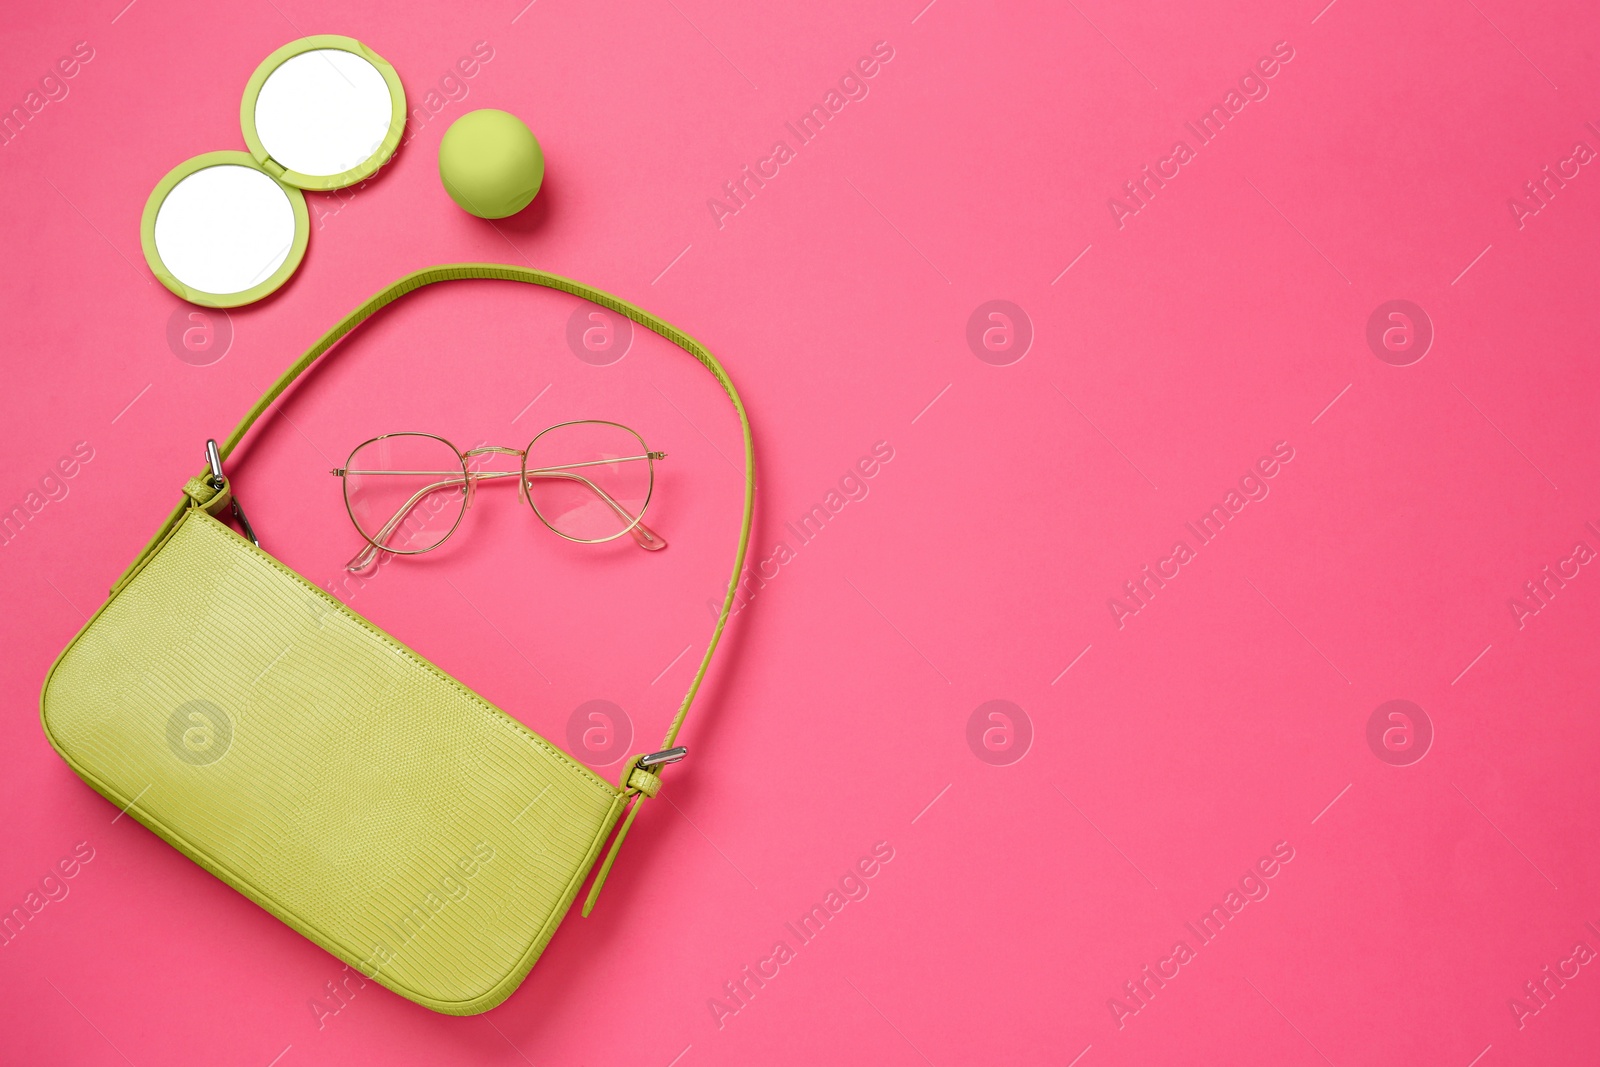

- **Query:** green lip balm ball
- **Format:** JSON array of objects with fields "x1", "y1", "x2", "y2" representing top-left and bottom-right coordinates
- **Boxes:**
[{"x1": 438, "y1": 109, "x2": 545, "y2": 218}]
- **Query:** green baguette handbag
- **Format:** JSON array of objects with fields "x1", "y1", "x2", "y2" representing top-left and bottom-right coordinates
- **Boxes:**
[{"x1": 39, "y1": 264, "x2": 754, "y2": 1015}]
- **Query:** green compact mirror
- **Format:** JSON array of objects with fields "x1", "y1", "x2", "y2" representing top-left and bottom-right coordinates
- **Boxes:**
[{"x1": 142, "y1": 36, "x2": 406, "y2": 308}]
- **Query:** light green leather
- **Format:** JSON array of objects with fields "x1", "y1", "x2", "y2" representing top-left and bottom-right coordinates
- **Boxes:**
[{"x1": 40, "y1": 265, "x2": 754, "y2": 1015}]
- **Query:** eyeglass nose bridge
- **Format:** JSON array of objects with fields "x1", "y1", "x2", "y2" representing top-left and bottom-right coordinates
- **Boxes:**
[
  {"x1": 462, "y1": 445, "x2": 527, "y2": 458},
  {"x1": 460, "y1": 444, "x2": 531, "y2": 506}
]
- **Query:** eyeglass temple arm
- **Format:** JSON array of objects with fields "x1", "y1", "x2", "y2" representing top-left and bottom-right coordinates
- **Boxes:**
[
  {"x1": 343, "y1": 468, "x2": 664, "y2": 573},
  {"x1": 344, "y1": 474, "x2": 465, "y2": 573},
  {"x1": 523, "y1": 467, "x2": 666, "y2": 550}
]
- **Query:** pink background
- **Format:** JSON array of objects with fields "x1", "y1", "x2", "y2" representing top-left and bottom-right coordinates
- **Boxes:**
[{"x1": 4, "y1": 0, "x2": 1600, "y2": 1064}]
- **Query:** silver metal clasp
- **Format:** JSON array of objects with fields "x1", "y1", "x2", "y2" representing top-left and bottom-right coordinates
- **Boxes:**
[
  {"x1": 204, "y1": 438, "x2": 260, "y2": 548},
  {"x1": 638, "y1": 746, "x2": 687, "y2": 769},
  {"x1": 205, "y1": 439, "x2": 226, "y2": 489}
]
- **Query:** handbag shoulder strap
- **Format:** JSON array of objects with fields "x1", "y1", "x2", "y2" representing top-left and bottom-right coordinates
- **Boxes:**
[{"x1": 115, "y1": 262, "x2": 754, "y2": 761}]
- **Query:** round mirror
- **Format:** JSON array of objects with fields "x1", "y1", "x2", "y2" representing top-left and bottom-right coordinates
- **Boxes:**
[
  {"x1": 141, "y1": 151, "x2": 309, "y2": 308},
  {"x1": 241, "y1": 36, "x2": 406, "y2": 190},
  {"x1": 139, "y1": 36, "x2": 402, "y2": 307}
]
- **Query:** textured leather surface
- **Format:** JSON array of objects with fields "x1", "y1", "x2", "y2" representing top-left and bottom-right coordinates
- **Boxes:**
[{"x1": 41, "y1": 509, "x2": 626, "y2": 1015}]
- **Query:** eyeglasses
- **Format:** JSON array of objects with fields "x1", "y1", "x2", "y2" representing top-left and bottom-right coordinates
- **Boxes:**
[{"x1": 330, "y1": 420, "x2": 666, "y2": 574}]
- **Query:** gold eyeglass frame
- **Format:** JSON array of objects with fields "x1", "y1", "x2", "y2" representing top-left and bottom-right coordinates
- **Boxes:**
[{"x1": 331, "y1": 420, "x2": 666, "y2": 573}]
